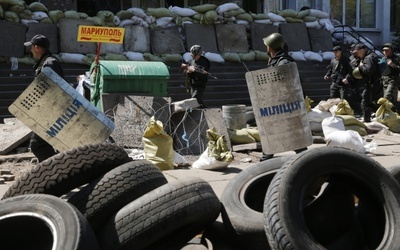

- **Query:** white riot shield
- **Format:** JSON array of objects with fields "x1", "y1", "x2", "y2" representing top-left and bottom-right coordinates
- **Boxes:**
[
  {"x1": 245, "y1": 62, "x2": 312, "y2": 154},
  {"x1": 8, "y1": 67, "x2": 115, "y2": 152}
]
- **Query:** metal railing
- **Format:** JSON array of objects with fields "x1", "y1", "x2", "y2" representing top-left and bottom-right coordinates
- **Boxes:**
[{"x1": 331, "y1": 25, "x2": 381, "y2": 53}]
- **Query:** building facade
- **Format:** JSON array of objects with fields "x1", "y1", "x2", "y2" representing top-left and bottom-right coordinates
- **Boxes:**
[{"x1": 110, "y1": 0, "x2": 398, "y2": 48}]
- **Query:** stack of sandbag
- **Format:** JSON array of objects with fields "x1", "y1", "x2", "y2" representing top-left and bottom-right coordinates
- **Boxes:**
[
  {"x1": 188, "y1": 3, "x2": 218, "y2": 25},
  {"x1": 322, "y1": 115, "x2": 376, "y2": 153}
]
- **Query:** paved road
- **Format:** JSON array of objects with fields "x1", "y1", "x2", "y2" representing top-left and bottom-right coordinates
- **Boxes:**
[{"x1": 0, "y1": 130, "x2": 399, "y2": 249}]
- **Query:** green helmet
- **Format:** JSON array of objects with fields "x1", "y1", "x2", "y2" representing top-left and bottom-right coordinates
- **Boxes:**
[
  {"x1": 352, "y1": 67, "x2": 362, "y2": 79},
  {"x1": 263, "y1": 33, "x2": 284, "y2": 51}
]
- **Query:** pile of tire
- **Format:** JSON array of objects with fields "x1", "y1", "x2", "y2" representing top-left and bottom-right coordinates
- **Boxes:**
[
  {"x1": 220, "y1": 147, "x2": 400, "y2": 249},
  {"x1": 0, "y1": 142, "x2": 221, "y2": 250}
]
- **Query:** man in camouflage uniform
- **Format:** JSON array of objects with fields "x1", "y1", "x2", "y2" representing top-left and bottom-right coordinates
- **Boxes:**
[
  {"x1": 348, "y1": 43, "x2": 363, "y2": 115},
  {"x1": 380, "y1": 43, "x2": 400, "y2": 111}
]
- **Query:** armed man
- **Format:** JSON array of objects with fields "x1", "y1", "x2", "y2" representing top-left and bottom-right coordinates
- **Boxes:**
[{"x1": 181, "y1": 45, "x2": 211, "y2": 108}]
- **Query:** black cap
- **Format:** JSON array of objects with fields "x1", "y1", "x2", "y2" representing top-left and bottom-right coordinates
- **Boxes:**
[
  {"x1": 349, "y1": 43, "x2": 356, "y2": 49},
  {"x1": 354, "y1": 43, "x2": 366, "y2": 50},
  {"x1": 24, "y1": 34, "x2": 50, "y2": 49},
  {"x1": 332, "y1": 46, "x2": 341, "y2": 51}
]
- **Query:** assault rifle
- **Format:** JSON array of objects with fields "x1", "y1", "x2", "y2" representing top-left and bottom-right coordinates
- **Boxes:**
[{"x1": 182, "y1": 64, "x2": 218, "y2": 79}]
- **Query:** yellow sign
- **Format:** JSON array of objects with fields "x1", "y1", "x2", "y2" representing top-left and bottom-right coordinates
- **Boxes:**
[{"x1": 77, "y1": 25, "x2": 125, "y2": 44}]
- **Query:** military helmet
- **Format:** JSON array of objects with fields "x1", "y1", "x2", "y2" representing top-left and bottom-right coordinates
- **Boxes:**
[
  {"x1": 382, "y1": 43, "x2": 394, "y2": 51},
  {"x1": 352, "y1": 67, "x2": 362, "y2": 79},
  {"x1": 190, "y1": 45, "x2": 202, "y2": 56},
  {"x1": 263, "y1": 33, "x2": 285, "y2": 51}
]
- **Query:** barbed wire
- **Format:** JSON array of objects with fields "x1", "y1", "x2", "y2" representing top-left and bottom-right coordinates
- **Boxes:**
[{"x1": 104, "y1": 98, "x2": 215, "y2": 156}]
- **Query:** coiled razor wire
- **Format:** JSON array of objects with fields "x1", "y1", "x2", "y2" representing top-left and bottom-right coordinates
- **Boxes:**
[{"x1": 105, "y1": 100, "x2": 212, "y2": 156}]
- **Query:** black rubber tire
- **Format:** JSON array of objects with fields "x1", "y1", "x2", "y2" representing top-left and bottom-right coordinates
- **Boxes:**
[
  {"x1": 220, "y1": 157, "x2": 290, "y2": 249},
  {"x1": 97, "y1": 177, "x2": 221, "y2": 250},
  {"x1": 67, "y1": 160, "x2": 168, "y2": 231},
  {"x1": 2, "y1": 143, "x2": 132, "y2": 199},
  {"x1": 263, "y1": 147, "x2": 400, "y2": 250},
  {"x1": 387, "y1": 165, "x2": 400, "y2": 185},
  {"x1": 0, "y1": 194, "x2": 99, "y2": 250}
]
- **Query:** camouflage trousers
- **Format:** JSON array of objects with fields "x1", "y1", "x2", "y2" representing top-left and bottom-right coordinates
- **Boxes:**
[{"x1": 382, "y1": 76, "x2": 400, "y2": 109}]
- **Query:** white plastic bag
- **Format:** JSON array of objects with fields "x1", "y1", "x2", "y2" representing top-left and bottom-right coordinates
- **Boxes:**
[
  {"x1": 192, "y1": 147, "x2": 230, "y2": 170},
  {"x1": 325, "y1": 130, "x2": 374, "y2": 153},
  {"x1": 75, "y1": 75, "x2": 85, "y2": 96}
]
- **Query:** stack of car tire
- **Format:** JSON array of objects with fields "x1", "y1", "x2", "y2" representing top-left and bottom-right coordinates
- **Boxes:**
[
  {"x1": 2, "y1": 143, "x2": 400, "y2": 249},
  {"x1": 0, "y1": 143, "x2": 221, "y2": 250},
  {"x1": 220, "y1": 147, "x2": 400, "y2": 249}
]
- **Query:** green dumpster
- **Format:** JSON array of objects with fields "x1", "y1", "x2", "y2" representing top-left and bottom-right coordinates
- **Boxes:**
[{"x1": 90, "y1": 60, "x2": 170, "y2": 110}]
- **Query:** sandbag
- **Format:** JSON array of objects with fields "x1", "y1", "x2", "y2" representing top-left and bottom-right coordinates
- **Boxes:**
[
  {"x1": 304, "y1": 51, "x2": 323, "y2": 62},
  {"x1": 267, "y1": 12, "x2": 286, "y2": 22},
  {"x1": 127, "y1": 7, "x2": 147, "y2": 18},
  {"x1": 103, "y1": 53, "x2": 128, "y2": 61},
  {"x1": 309, "y1": 9, "x2": 329, "y2": 18},
  {"x1": 290, "y1": 51, "x2": 306, "y2": 61},
  {"x1": 190, "y1": 4, "x2": 217, "y2": 13},
  {"x1": 245, "y1": 127, "x2": 260, "y2": 142},
  {"x1": 278, "y1": 9, "x2": 298, "y2": 18},
  {"x1": 228, "y1": 128, "x2": 256, "y2": 145},
  {"x1": 155, "y1": 16, "x2": 173, "y2": 27},
  {"x1": 143, "y1": 53, "x2": 166, "y2": 63},
  {"x1": 146, "y1": 7, "x2": 172, "y2": 18},
  {"x1": 285, "y1": 17, "x2": 304, "y2": 23},
  {"x1": 204, "y1": 52, "x2": 225, "y2": 64},
  {"x1": 28, "y1": 2, "x2": 48, "y2": 12},
  {"x1": 116, "y1": 10, "x2": 133, "y2": 20},
  {"x1": 8, "y1": 3, "x2": 24, "y2": 13},
  {"x1": 307, "y1": 108, "x2": 331, "y2": 122},
  {"x1": 143, "y1": 117, "x2": 174, "y2": 171},
  {"x1": 239, "y1": 51, "x2": 256, "y2": 61},
  {"x1": 161, "y1": 54, "x2": 182, "y2": 62},
  {"x1": 297, "y1": 9, "x2": 310, "y2": 18},
  {"x1": 216, "y1": 3, "x2": 240, "y2": 14},
  {"x1": 222, "y1": 52, "x2": 241, "y2": 63},
  {"x1": 64, "y1": 10, "x2": 80, "y2": 19},
  {"x1": 60, "y1": 53, "x2": 85, "y2": 64},
  {"x1": 250, "y1": 13, "x2": 269, "y2": 20},
  {"x1": 5, "y1": 11, "x2": 19, "y2": 23},
  {"x1": 0, "y1": 0, "x2": 21, "y2": 7},
  {"x1": 376, "y1": 98, "x2": 398, "y2": 123},
  {"x1": 31, "y1": 11, "x2": 49, "y2": 21},
  {"x1": 169, "y1": 6, "x2": 196, "y2": 16},
  {"x1": 203, "y1": 10, "x2": 217, "y2": 24},
  {"x1": 97, "y1": 10, "x2": 114, "y2": 22},
  {"x1": 345, "y1": 125, "x2": 368, "y2": 136},
  {"x1": 336, "y1": 115, "x2": 366, "y2": 128},
  {"x1": 18, "y1": 9, "x2": 32, "y2": 19},
  {"x1": 48, "y1": 10, "x2": 64, "y2": 23},
  {"x1": 254, "y1": 50, "x2": 270, "y2": 61},
  {"x1": 335, "y1": 99, "x2": 354, "y2": 115},
  {"x1": 322, "y1": 51, "x2": 334, "y2": 61},
  {"x1": 325, "y1": 130, "x2": 366, "y2": 153},
  {"x1": 124, "y1": 51, "x2": 145, "y2": 61},
  {"x1": 40, "y1": 17, "x2": 53, "y2": 23},
  {"x1": 322, "y1": 116, "x2": 345, "y2": 137}
]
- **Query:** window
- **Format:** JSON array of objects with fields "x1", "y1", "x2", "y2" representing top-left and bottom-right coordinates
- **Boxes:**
[
  {"x1": 390, "y1": 0, "x2": 400, "y2": 31},
  {"x1": 330, "y1": 0, "x2": 376, "y2": 29}
]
